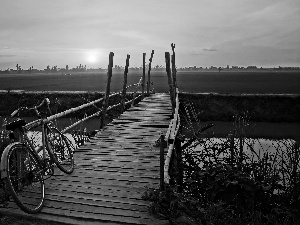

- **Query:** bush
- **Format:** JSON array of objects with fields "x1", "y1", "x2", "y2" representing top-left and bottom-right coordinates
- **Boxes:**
[{"x1": 143, "y1": 101, "x2": 300, "y2": 224}]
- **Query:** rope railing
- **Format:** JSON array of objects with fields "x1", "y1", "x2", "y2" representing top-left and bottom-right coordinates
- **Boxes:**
[
  {"x1": 24, "y1": 94, "x2": 108, "y2": 130},
  {"x1": 61, "y1": 81, "x2": 144, "y2": 134},
  {"x1": 25, "y1": 79, "x2": 144, "y2": 132}
]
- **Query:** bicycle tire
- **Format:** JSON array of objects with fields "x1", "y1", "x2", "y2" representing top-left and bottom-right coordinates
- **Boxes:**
[
  {"x1": 5, "y1": 143, "x2": 45, "y2": 214},
  {"x1": 46, "y1": 127, "x2": 74, "y2": 174}
]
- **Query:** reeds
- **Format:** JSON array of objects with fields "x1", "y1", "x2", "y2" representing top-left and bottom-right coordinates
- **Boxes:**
[{"x1": 178, "y1": 102, "x2": 300, "y2": 222}]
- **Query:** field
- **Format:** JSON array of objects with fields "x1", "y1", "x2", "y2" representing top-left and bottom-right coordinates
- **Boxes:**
[
  {"x1": 0, "y1": 71, "x2": 299, "y2": 139},
  {"x1": 0, "y1": 71, "x2": 300, "y2": 94}
]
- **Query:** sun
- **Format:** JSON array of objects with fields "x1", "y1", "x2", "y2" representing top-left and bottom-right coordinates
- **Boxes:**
[
  {"x1": 86, "y1": 50, "x2": 101, "y2": 64},
  {"x1": 87, "y1": 53, "x2": 97, "y2": 63}
]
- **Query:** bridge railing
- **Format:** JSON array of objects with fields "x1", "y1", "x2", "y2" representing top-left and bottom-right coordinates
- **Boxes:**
[
  {"x1": 159, "y1": 44, "x2": 185, "y2": 191},
  {"x1": 163, "y1": 88, "x2": 180, "y2": 185},
  {"x1": 23, "y1": 52, "x2": 154, "y2": 142}
]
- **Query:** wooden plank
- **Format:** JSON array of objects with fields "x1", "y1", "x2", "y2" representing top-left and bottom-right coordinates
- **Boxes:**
[
  {"x1": 47, "y1": 173, "x2": 160, "y2": 186},
  {"x1": 2, "y1": 204, "x2": 163, "y2": 225}
]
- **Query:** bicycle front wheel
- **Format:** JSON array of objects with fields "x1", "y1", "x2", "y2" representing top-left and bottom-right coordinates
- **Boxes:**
[
  {"x1": 5, "y1": 143, "x2": 45, "y2": 214},
  {"x1": 46, "y1": 127, "x2": 74, "y2": 174}
]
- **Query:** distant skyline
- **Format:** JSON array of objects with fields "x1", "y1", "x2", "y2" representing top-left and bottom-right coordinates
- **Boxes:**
[{"x1": 0, "y1": 0, "x2": 299, "y2": 70}]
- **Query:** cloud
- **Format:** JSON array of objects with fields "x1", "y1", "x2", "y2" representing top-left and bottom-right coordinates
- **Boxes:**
[
  {"x1": 203, "y1": 48, "x2": 217, "y2": 52},
  {"x1": 0, "y1": 0, "x2": 299, "y2": 69},
  {"x1": 0, "y1": 54, "x2": 15, "y2": 57},
  {"x1": 190, "y1": 52, "x2": 204, "y2": 56}
]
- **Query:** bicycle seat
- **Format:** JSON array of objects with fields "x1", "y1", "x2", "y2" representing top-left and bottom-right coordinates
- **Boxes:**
[{"x1": 6, "y1": 119, "x2": 26, "y2": 131}]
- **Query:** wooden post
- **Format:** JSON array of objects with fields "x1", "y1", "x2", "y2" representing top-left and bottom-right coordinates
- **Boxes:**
[
  {"x1": 171, "y1": 43, "x2": 177, "y2": 100},
  {"x1": 160, "y1": 134, "x2": 165, "y2": 191},
  {"x1": 100, "y1": 52, "x2": 114, "y2": 129},
  {"x1": 165, "y1": 52, "x2": 175, "y2": 115},
  {"x1": 142, "y1": 53, "x2": 146, "y2": 98},
  {"x1": 147, "y1": 50, "x2": 154, "y2": 95},
  {"x1": 122, "y1": 54, "x2": 130, "y2": 111}
]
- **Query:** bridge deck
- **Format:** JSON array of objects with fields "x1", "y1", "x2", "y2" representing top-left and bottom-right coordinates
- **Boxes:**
[{"x1": 1, "y1": 93, "x2": 171, "y2": 225}]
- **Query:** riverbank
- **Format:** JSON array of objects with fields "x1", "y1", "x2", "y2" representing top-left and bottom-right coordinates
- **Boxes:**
[{"x1": 179, "y1": 93, "x2": 300, "y2": 122}]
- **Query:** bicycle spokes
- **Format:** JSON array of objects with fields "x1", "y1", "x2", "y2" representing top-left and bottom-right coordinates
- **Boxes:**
[
  {"x1": 46, "y1": 127, "x2": 74, "y2": 174},
  {"x1": 6, "y1": 144, "x2": 45, "y2": 214}
]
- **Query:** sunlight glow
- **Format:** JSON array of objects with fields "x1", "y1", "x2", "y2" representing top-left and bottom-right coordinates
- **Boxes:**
[
  {"x1": 88, "y1": 54, "x2": 97, "y2": 63},
  {"x1": 86, "y1": 50, "x2": 101, "y2": 64}
]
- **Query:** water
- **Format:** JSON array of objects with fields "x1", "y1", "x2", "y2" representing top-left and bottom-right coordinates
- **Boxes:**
[
  {"x1": 186, "y1": 137, "x2": 298, "y2": 165},
  {"x1": 182, "y1": 137, "x2": 300, "y2": 194}
]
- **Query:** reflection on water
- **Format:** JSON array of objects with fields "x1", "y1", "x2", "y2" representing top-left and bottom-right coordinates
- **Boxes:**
[
  {"x1": 193, "y1": 138, "x2": 297, "y2": 158},
  {"x1": 186, "y1": 137, "x2": 299, "y2": 172}
]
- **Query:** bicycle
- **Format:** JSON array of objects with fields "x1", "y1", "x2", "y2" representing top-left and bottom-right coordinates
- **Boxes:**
[{"x1": 0, "y1": 98, "x2": 75, "y2": 214}]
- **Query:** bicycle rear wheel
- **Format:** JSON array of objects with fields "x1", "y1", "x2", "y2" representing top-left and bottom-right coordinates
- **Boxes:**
[
  {"x1": 5, "y1": 143, "x2": 45, "y2": 214},
  {"x1": 46, "y1": 127, "x2": 74, "y2": 174}
]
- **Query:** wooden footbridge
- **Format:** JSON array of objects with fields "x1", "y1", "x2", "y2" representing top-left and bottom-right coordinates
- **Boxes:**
[
  {"x1": 1, "y1": 93, "x2": 173, "y2": 225},
  {"x1": 1, "y1": 48, "x2": 181, "y2": 224}
]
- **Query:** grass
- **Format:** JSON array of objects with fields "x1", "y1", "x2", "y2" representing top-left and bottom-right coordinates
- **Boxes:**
[
  {"x1": 0, "y1": 92, "x2": 105, "y2": 118},
  {"x1": 179, "y1": 93, "x2": 300, "y2": 123},
  {"x1": 1, "y1": 71, "x2": 300, "y2": 94}
]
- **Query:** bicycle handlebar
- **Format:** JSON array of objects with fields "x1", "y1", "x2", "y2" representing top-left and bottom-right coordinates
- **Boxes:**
[{"x1": 11, "y1": 98, "x2": 51, "y2": 117}]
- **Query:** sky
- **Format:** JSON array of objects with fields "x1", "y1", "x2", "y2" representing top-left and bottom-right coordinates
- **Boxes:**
[{"x1": 0, "y1": 0, "x2": 300, "y2": 70}]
